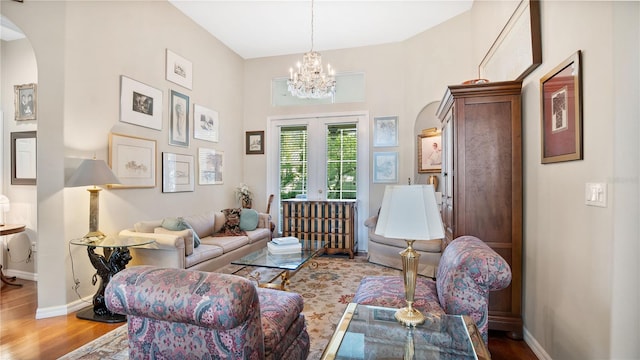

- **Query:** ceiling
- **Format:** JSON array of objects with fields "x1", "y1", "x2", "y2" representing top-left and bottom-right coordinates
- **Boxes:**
[
  {"x1": 1, "y1": 1, "x2": 474, "y2": 59},
  {"x1": 168, "y1": 1, "x2": 473, "y2": 59}
]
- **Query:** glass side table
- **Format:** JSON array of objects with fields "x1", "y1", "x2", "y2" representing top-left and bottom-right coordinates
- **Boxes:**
[
  {"x1": 70, "y1": 236, "x2": 155, "y2": 323},
  {"x1": 321, "y1": 303, "x2": 491, "y2": 360}
]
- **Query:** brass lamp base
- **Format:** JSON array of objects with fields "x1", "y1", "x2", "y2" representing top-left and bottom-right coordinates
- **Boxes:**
[
  {"x1": 395, "y1": 306, "x2": 426, "y2": 327},
  {"x1": 397, "y1": 239, "x2": 425, "y2": 327},
  {"x1": 83, "y1": 230, "x2": 106, "y2": 240}
]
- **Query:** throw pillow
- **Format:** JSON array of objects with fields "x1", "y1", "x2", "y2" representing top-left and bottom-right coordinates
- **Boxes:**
[
  {"x1": 213, "y1": 208, "x2": 246, "y2": 236},
  {"x1": 239, "y1": 208, "x2": 259, "y2": 231},
  {"x1": 161, "y1": 217, "x2": 201, "y2": 247}
]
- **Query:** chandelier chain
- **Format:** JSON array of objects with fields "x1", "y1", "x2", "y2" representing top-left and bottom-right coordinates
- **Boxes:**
[{"x1": 310, "y1": 0, "x2": 314, "y2": 51}]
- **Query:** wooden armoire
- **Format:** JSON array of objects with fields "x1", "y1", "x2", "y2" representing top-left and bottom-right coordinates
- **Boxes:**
[{"x1": 436, "y1": 80, "x2": 523, "y2": 339}]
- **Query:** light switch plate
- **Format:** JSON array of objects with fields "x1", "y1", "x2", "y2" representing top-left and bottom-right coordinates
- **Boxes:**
[{"x1": 585, "y1": 182, "x2": 607, "y2": 207}]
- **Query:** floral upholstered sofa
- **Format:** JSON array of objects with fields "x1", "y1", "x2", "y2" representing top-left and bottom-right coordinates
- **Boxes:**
[
  {"x1": 120, "y1": 209, "x2": 272, "y2": 272},
  {"x1": 105, "y1": 266, "x2": 310, "y2": 359},
  {"x1": 353, "y1": 236, "x2": 511, "y2": 343}
]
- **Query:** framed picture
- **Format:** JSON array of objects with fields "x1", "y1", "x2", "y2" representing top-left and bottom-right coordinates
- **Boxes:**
[
  {"x1": 198, "y1": 148, "x2": 224, "y2": 185},
  {"x1": 479, "y1": 0, "x2": 541, "y2": 82},
  {"x1": 120, "y1": 76, "x2": 163, "y2": 130},
  {"x1": 163, "y1": 152, "x2": 195, "y2": 193},
  {"x1": 540, "y1": 51, "x2": 582, "y2": 164},
  {"x1": 11, "y1": 131, "x2": 37, "y2": 185},
  {"x1": 373, "y1": 116, "x2": 398, "y2": 147},
  {"x1": 193, "y1": 104, "x2": 219, "y2": 142},
  {"x1": 108, "y1": 133, "x2": 156, "y2": 188},
  {"x1": 170, "y1": 90, "x2": 190, "y2": 147},
  {"x1": 165, "y1": 49, "x2": 193, "y2": 90},
  {"x1": 14, "y1": 83, "x2": 37, "y2": 121},
  {"x1": 246, "y1": 131, "x2": 264, "y2": 154},
  {"x1": 373, "y1": 152, "x2": 398, "y2": 184},
  {"x1": 418, "y1": 130, "x2": 442, "y2": 173}
]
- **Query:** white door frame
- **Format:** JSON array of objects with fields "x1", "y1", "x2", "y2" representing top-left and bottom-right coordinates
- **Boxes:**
[{"x1": 266, "y1": 111, "x2": 370, "y2": 252}]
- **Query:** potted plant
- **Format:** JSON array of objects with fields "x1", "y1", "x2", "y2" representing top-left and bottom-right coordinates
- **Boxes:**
[{"x1": 235, "y1": 183, "x2": 253, "y2": 209}]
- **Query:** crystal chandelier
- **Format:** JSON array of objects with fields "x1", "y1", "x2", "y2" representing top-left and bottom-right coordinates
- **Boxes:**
[{"x1": 288, "y1": 0, "x2": 336, "y2": 99}]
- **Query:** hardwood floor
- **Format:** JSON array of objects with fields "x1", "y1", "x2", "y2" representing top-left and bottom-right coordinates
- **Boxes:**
[
  {"x1": 1, "y1": 280, "x2": 538, "y2": 359},
  {"x1": 0, "y1": 280, "x2": 122, "y2": 359}
]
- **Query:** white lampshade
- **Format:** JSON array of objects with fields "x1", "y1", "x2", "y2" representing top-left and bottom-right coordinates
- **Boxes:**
[
  {"x1": 66, "y1": 159, "x2": 120, "y2": 187},
  {"x1": 66, "y1": 158, "x2": 120, "y2": 239},
  {"x1": 375, "y1": 185, "x2": 444, "y2": 241}
]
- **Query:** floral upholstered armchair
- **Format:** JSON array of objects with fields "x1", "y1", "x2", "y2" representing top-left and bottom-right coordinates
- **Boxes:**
[
  {"x1": 105, "y1": 266, "x2": 309, "y2": 359},
  {"x1": 353, "y1": 236, "x2": 512, "y2": 344}
]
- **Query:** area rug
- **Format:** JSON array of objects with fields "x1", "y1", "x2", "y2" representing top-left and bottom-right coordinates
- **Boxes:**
[{"x1": 59, "y1": 255, "x2": 401, "y2": 360}]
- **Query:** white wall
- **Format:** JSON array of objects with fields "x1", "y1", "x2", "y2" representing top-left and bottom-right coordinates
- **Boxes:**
[
  {"x1": 0, "y1": 37, "x2": 38, "y2": 277},
  {"x1": 479, "y1": 1, "x2": 638, "y2": 359}
]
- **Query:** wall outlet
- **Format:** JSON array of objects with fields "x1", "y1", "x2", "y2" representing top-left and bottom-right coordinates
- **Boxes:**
[{"x1": 585, "y1": 182, "x2": 607, "y2": 207}]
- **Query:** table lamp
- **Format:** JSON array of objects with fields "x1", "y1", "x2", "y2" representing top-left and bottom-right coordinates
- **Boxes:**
[
  {"x1": 66, "y1": 158, "x2": 121, "y2": 239},
  {"x1": 0, "y1": 195, "x2": 10, "y2": 226},
  {"x1": 375, "y1": 184, "x2": 444, "y2": 326}
]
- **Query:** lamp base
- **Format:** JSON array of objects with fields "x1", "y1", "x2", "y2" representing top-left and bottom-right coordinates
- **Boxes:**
[
  {"x1": 395, "y1": 306, "x2": 426, "y2": 327},
  {"x1": 83, "y1": 230, "x2": 106, "y2": 241}
]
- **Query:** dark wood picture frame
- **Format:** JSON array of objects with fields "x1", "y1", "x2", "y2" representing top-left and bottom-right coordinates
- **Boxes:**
[
  {"x1": 246, "y1": 131, "x2": 264, "y2": 155},
  {"x1": 540, "y1": 50, "x2": 583, "y2": 164},
  {"x1": 11, "y1": 131, "x2": 37, "y2": 185}
]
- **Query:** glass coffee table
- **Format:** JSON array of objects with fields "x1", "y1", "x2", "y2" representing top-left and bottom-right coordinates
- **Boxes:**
[
  {"x1": 231, "y1": 245, "x2": 326, "y2": 290},
  {"x1": 321, "y1": 303, "x2": 491, "y2": 360}
]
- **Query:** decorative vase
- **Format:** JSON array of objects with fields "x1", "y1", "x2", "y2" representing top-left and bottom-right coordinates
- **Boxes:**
[
  {"x1": 242, "y1": 198, "x2": 252, "y2": 209},
  {"x1": 427, "y1": 175, "x2": 439, "y2": 191}
]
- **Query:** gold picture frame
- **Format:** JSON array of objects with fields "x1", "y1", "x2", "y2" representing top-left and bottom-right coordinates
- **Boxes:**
[
  {"x1": 540, "y1": 51, "x2": 583, "y2": 164},
  {"x1": 108, "y1": 133, "x2": 157, "y2": 188},
  {"x1": 14, "y1": 83, "x2": 37, "y2": 121},
  {"x1": 417, "y1": 129, "x2": 442, "y2": 173}
]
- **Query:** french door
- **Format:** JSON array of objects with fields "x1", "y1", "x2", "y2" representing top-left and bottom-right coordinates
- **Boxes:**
[{"x1": 267, "y1": 112, "x2": 369, "y2": 247}]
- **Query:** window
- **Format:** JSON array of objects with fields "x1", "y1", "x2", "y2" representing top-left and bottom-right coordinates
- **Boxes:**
[
  {"x1": 279, "y1": 126, "x2": 308, "y2": 200},
  {"x1": 326, "y1": 124, "x2": 357, "y2": 199}
]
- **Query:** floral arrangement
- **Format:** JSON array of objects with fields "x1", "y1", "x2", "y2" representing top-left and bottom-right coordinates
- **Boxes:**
[{"x1": 235, "y1": 183, "x2": 253, "y2": 207}]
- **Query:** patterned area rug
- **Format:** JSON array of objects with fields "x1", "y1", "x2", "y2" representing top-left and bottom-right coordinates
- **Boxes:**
[{"x1": 59, "y1": 255, "x2": 401, "y2": 360}]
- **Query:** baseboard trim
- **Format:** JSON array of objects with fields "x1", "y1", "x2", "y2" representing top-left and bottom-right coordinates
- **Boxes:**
[
  {"x1": 36, "y1": 296, "x2": 93, "y2": 319},
  {"x1": 4, "y1": 268, "x2": 37, "y2": 282},
  {"x1": 524, "y1": 326, "x2": 552, "y2": 360}
]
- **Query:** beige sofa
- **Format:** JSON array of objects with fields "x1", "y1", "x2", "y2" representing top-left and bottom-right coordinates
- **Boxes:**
[
  {"x1": 120, "y1": 210, "x2": 271, "y2": 272},
  {"x1": 365, "y1": 213, "x2": 443, "y2": 278}
]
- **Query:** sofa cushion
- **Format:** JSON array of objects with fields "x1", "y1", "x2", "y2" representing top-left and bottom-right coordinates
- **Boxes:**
[
  {"x1": 353, "y1": 275, "x2": 446, "y2": 316},
  {"x1": 185, "y1": 244, "x2": 224, "y2": 268},
  {"x1": 200, "y1": 235, "x2": 249, "y2": 253},
  {"x1": 246, "y1": 228, "x2": 271, "y2": 244},
  {"x1": 134, "y1": 219, "x2": 163, "y2": 233},
  {"x1": 162, "y1": 217, "x2": 201, "y2": 247},
  {"x1": 154, "y1": 227, "x2": 194, "y2": 256},
  {"x1": 183, "y1": 210, "x2": 216, "y2": 239},
  {"x1": 213, "y1": 212, "x2": 226, "y2": 233},
  {"x1": 240, "y1": 209, "x2": 259, "y2": 231},
  {"x1": 213, "y1": 208, "x2": 246, "y2": 236}
]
